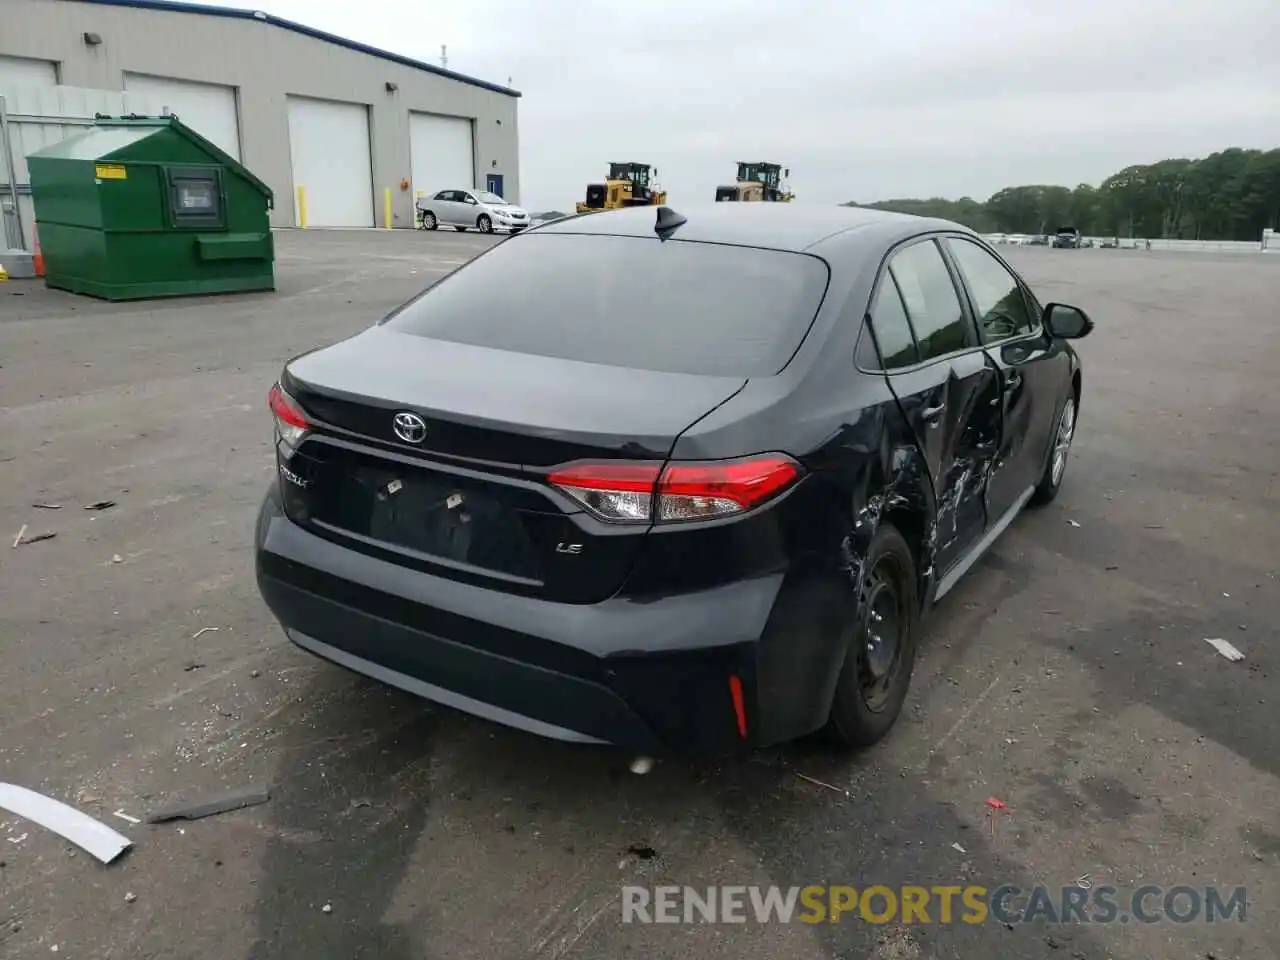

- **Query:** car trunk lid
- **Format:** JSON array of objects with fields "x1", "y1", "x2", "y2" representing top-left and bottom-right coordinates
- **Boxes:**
[{"x1": 278, "y1": 328, "x2": 746, "y2": 603}]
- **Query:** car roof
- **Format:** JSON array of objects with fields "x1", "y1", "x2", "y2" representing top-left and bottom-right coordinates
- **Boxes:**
[{"x1": 533, "y1": 202, "x2": 971, "y2": 254}]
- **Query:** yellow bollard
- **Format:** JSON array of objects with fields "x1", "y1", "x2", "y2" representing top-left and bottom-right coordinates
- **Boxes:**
[
  {"x1": 295, "y1": 185, "x2": 308, "y2": 228},
  {"x1": 384, "y1": 188, "x2": 393, "y2": 229}
]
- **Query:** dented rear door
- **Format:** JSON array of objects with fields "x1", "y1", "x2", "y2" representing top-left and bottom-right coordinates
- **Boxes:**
[{"x1": 867, "y1": 238, "x2": 1000, "y2": 576}]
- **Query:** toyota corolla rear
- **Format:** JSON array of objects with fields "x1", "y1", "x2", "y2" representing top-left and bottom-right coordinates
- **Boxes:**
[{"x1": 254, "y1": 227, "x2": 832, "y2": 754}]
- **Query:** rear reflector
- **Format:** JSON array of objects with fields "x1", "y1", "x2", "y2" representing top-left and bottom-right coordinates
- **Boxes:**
[
  {"x1": 268, "y1": 382, "x2": 309, "y2": 449},
  {"x1": 547, "y1": 453, "x2": 801, "y2": 524},
  {"x1": 728, "y1": 674, "x2": 748, "y2": 738}
]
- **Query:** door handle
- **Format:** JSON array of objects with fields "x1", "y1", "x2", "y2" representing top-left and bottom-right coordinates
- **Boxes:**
[
  {"x1": 922, "y1": 402, "x2": 947, "y2": 424},
  {"x1": 1004, "y1": 370, "x2": 1023, "y2": 390}
]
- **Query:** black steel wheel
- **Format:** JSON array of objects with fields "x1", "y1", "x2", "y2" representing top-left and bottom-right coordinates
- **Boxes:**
[{"x1": 824, "y1": 523, "x2": 919, "y2": 748}]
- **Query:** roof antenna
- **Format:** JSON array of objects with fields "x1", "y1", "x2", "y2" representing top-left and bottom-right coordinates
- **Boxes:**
[{"x1": 654, "y1": 206, "x2": 687, "y2": 241}]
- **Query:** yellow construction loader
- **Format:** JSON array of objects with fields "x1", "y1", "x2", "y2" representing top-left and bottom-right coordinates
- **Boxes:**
[
  {"x1": 575, "y1": 163, "x2": 667, "y2": 214},
  {"x1": 714, "y1": 162, "x2": 794, "y2": 202}
]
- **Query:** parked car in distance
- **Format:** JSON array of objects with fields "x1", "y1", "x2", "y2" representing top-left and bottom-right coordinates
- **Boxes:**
[
  {"x1": 417, "y1": 189, "x2": 530, "y2": 234},
  {"x1": 1053, "y1": 226, "x2": 1081, "y2": 249},
  {"x1": 255, "y1": 203, "x2": 1093, "y2": 756}
]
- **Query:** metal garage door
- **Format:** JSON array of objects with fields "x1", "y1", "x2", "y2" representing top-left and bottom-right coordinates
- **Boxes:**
[
  {"x1": 123, "y1": 73, "x2": 241, "y2": 160},
  {"x1": 0, "y1": 57, "x2": 59, "y2": 250},
  {"x1": 286, "y1": 96, "x2": 374, "y2": 228},
  {"x1": 0, "y1": 55, "x2": 57, "y2": 90},
  {"x1": 410, "y1": 113, "x2": 475, "y2": 202}
]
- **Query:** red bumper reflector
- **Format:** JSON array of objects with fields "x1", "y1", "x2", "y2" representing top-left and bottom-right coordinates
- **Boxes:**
[{"x1": 728, "y1": 674, "x2": 748, "y2": 739}]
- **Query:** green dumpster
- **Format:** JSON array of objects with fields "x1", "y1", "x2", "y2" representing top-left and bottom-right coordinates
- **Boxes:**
[{"x1": 26, "y1": 114, "x2": 274, "y2": 301}]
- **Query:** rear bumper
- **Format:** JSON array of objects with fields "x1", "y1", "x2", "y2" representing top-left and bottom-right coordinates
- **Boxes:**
[{"x1": 254, "y1": 487, "x2": 785, "y2": 755}]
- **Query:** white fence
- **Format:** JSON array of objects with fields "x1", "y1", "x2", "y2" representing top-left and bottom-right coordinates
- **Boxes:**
[
  {"x1": 982, "y1": 233, "x2": 1270, "y2": 254},
  {"x1": 1, "y1": 83, "x2": 166, "y2": 250}
]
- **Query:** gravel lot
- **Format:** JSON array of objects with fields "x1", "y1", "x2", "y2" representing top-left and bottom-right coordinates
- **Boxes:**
[{"x1": 1, "y1": 231, "x2": 1277, "y2": 960}]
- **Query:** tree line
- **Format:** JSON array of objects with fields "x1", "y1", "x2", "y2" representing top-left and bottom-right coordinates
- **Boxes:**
[{"x1": 845, "y1": 147, "x2": 1280, "y2": 241}]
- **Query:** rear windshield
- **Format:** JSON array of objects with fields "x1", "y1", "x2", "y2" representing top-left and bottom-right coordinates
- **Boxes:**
[{"x1": 384, "y1": 233, "x2": 830, "y2": 377}]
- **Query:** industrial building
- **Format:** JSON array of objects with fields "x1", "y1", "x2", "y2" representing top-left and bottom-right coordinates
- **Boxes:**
[{"x1": 1, "y1": 0, "x2": 521, "y2": 232}]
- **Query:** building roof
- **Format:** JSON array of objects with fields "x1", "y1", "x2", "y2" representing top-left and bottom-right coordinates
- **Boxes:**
[
  {"x1": 538, "y1": 203, "x2": 967, "y2": 254},
  {"x1": 73, "y1": 0, "x2": 521, "y2": 98}
]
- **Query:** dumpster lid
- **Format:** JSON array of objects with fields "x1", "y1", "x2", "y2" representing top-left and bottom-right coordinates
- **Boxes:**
[{"x1": 26, "y1": 114, "x2": 273, "y2": 202}]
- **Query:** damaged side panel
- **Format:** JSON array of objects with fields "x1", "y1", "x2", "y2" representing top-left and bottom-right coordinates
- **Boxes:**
[
  {"x1": 747, "y1": 375, "x2": 937, "y2": 744},
  {"x1": 876, "y1": 348, "x2": 1001, "y2": 586}
]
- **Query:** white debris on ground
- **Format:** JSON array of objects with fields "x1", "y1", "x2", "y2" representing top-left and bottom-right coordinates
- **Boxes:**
[{"x1": 1203, "y1": 637, "x2": 1245, "y2": 662}]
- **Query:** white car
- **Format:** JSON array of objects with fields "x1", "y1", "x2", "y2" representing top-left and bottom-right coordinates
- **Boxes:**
[{"x1": 416, "y1": 189, "x2": 530, "y2": 234}]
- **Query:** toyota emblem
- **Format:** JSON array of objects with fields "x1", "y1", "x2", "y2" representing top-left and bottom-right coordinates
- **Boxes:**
[{"x1": 392, "y1": 411, "x2": 428, "y2": 444}]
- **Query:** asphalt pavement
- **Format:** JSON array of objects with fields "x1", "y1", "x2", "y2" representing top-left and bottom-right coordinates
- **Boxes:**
[{"x1": 0, "y1": 230, "x2": 1276, "y2": 960}]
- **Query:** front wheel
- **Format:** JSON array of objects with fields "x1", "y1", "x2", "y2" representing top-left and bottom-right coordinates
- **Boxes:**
[
  {"x1": 477, "y1": 214, "x2": 493, "y2": 234},
  {"x1": 824, "y1": 523, "x2": 919, "y2": 748},
  {"x1": 1029, "y1": 393, "x2": 1076, "y2": 506},
  {"x1": 420, "y1": 211, "x2": 437, "y2": 231}
]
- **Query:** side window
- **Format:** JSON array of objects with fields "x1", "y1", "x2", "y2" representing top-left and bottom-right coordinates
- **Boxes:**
[
  {"x1": 865, "y1": 273, "x2": 920, "y2": 370},
  {"x1": 946, "y1": 239, "x2": 1036, "y2": 343},
  {"x1": 888, "y1": 240, "x2": 974, "y2": 361},
  {"x1": 432, "y1": 190, "x2": 451, "y2": 201}
]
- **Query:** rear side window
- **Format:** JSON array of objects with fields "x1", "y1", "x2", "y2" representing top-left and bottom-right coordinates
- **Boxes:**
[
  {"x1": 946, "y1": 238, "x2": 1037, "y2": 343},
  {"x1": 888, "y1": 239, "x2": 974, "y2": 361},
  {"x1": 386, "y1": 234, "x2": 830, "y2": 377},
  {"x1": 866, "y1": 274, "x2": 920, "y2": 370}
]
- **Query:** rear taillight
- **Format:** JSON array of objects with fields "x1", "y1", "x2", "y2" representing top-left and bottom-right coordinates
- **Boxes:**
[
  {"x1": 547, "y1": 454, "x2": 801, "y2": 524},
  {"x1": 268, "y1": 382, "x2": 309, "y2": 450}
]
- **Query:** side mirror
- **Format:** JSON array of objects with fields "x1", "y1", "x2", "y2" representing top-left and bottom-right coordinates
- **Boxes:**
[
  {"x1": 1044, "y1": 302, "x2": 1093, "y2": 340},
  {"x1": 465, "y1": 196, "x2": 478, "y2": 205}
]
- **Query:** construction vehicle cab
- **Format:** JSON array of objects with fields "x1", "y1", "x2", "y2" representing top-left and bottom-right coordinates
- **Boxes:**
[
  {"x1": 715, "y1": 162, "x2": 794, "y2": 202},
  {"x1": 575, "y1": 163, "x2": 667, "y2": 214}
]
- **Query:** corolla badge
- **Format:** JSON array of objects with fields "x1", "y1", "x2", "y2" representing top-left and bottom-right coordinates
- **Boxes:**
[{"x1": 392, "y1": 411, "x2": 428, "y2": 444}]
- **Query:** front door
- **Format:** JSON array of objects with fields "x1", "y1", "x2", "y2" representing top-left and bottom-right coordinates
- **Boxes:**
[
  {"x1": 870, "y1": 238, "x2": 1002, "y2": 576},
  {"x1": 486, "y1": 174, "x2": 504, "y2": 198},
  {"x1": 942, "y1": 236, "x2": 1066, "y2": 523}
]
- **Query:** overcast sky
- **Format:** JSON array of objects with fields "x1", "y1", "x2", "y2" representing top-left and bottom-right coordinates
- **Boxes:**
[{"x1": 190, "y1": 0, "x2": 1279, "y2": 212}]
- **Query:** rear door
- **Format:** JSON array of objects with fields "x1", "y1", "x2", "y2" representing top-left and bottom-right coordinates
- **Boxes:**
[
  {"x1": 427, "y1": 189, "x2": 452, "y2": 221},
  {"x1": 437, "y1": 190, "x2": 465, "y2": 223},
  {"x1": 942, "y1": 236, "x2": 1064, "y2": 523},
  {"x1": 867, "y1": 238, "x2": 1002, "y2": 575}
]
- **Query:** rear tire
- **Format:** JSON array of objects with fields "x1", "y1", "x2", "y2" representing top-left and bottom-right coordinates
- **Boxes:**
[
  {"x1": 824, "y1": 523, "x2": 919, "y2": 748},
  {"x1": 421, "y1": 211, "x2": 438, "y2": 231},
  {"x1": 1029, "y1": 393, "x2": 1076, "y2": 506}
]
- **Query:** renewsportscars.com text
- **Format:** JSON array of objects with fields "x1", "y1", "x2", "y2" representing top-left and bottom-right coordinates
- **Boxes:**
[{"x1": 621, "y1": 885, "x2": 1248, "y2": 925}]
